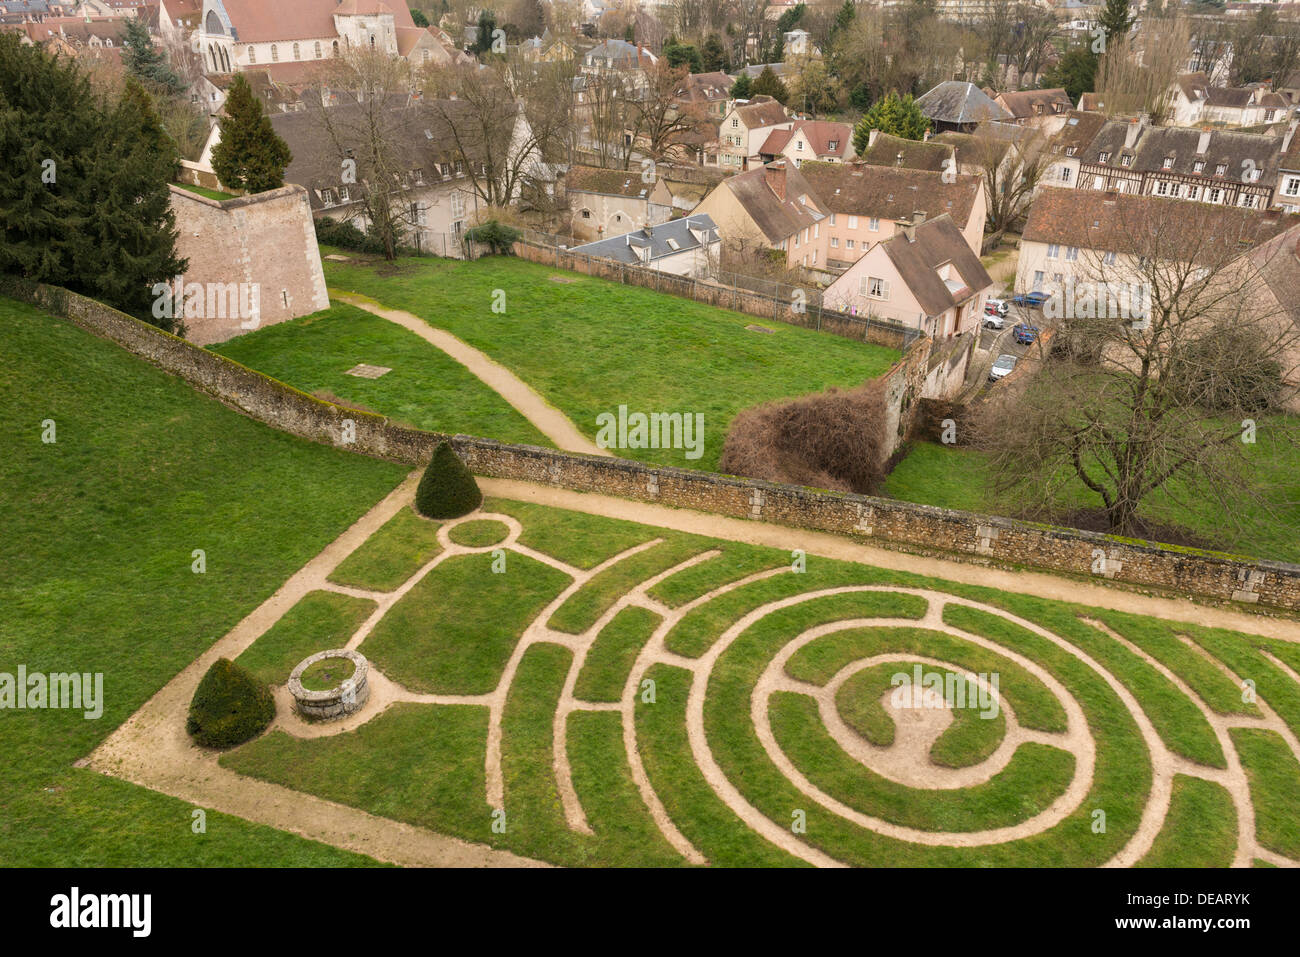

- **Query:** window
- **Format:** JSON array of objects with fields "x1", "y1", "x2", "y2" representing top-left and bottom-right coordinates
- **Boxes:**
[
  {"x1": 1208, "y1": 187, "x2": 1222, "y2": 203},
  {"x1": 1247, "y1": 167, "x2": 1260, "y2": 182},
  {"x1": 1065, "y1": 246, "x2": 1078, "y2": 261},
  {"x1": 332, "y1": 40, "x2": 339, "y2": 57},
  {"x1": 830, "y1": 237, "x2": 839, "y2": 248},
  {"x1": 338, "y1": 186, "x2": 350, "y2": 202},
  {"x1": 731, "y1": 118, "x2": 738, "y2": 128},
  {"x1": 868, "y1": 217, "x2": 879, "y2": 231},
  {"x1": 292, "y1": 42, "x2": 300, "y2": 60},
  {"x1": 1266, "y1": 109, "x2": 1276, "y2": 122},
  {"x1": 1120, "y1": 154, "x2": 1131, "y2": 167},
  {"x1": 1093, "y1": 175, "x2": 1104, "y2": 189},
  {"x1": 581, "y1": 209, "x2": 591, "y2": 218},
  {"x1": 271, "y1": 44, "x2": 278, "y2": 62},
  {"x1": 828, "y1": 139, "x2": 838, "y2": 150},
  {"x1": 1241, "y1": 194, "x2": 1256, "y2": 208},
  {"x1": 1061, "y1": 166, "x2": 1072, "y2": 183},
  {"x1": 846, "y1": 239, "x2": 855, "y2": 249},
  {"x1": 451, "y1": 194, "x2": 465, "y2": 218},
  {"x1": 1215, "y1": 163, "x2": 1226, "y2": 176},
  {"x1": 794, "y1": 231, "x2": 800, "y2": 247},
  {"x1": 829, "y1": 213, "x2": 836, "y2": 226},
  {"x1": 1033, "y1": 270, "x2": 1045, "y2": 289},
  {"x1": 1193, "y1": 160, "x2": 1205, "y2": 173},
  {"x1": 1162, "y1": 156, "x2": 1173, "y2": 169},
  {"x1": 847, "y1": 215, "x2": 858, "y2": 229},
  {"x1": 1046, "y1": 244, "x2": 1060, "y2": 259},
  {"x1": 248, "y1": 45, "x2": 256, "y2": 63},
  {"x1": 1099, "y1": 151, "x2": 1110, "y2": 162},
  {"x1": 412, "y1": 168, "x2": 423, "y2": 184},
  {"x1": 1285, "y1": 177, "x2": 1300, "y2": 197},
  {"x1": 796, "y1": 139, "x2": 803, "y2": 151},
  {"x1": 1186, "y1": 185, "x2": 1200, "y2": 200},
  {"x1": 1155, "y1": 180, "x2": 1170, "y2": 196},
  {"x1": 859, "y1": 276, "x2": 888, "y2": 299},
  {"x1": 315, "y1": 41, "x2": 322, "y2": 58},
  {"x1": 1102, "y1": 250, "x2": 1116, "y2": 265},
  {"x1": 813, "y1": 223, "x2": 819, "y2": 238}
]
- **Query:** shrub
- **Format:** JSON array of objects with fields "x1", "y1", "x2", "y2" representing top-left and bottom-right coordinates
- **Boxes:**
[
  {"x1": 186, "y1": 658, "x2": 275, "y2": 749},
  {"x1": 464, "y1": 220, "x2": 521, "y2": 255},
  {"x1": 415, "y1": 442, "x2": 483, "y2": 519}
]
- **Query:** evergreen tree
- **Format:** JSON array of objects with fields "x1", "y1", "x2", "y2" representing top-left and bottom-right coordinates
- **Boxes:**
[
  {"x1": 1097, "y1": 0, "x2": 1134, "y2": 46},
  {"x1": 472, "y1": 11, "x2": 498, "y2": 55},
  {"x1": 701, "y1": 34, "x2": 728, "y2": 73},
  {"x1": 851, "y1": 91, "x2": 928, "y2": 152},
  {"x1": 78, "y1": 80, "x2": 187, "y2": 327},
  {"x1": 122, "y1": 17, "x2": 184, "y2": 95},
  {"x1": 1042, "y1": 45, "x2": 1098, "y2": 101},
  {"x1": 833, "y1": 0, "x2": 856, "y2": 36},
  {"x1": 210, "y1": 74, "x2": 292, "y2": 194},
  {"x1": 663, "y1": 37, "x2": 703, "y2": 73},
  {"x1": 410, "y1": 7, "x2": 429, "y2": 27},
  {"x1": 751, "y1": 65, "x2": 788, "y2": 103},
  {"x1": 729, "y1": 73, "x2": 753, "y2": 98}
]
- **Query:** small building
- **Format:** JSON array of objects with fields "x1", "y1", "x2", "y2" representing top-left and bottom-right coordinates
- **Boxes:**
[
  {"x1": 718, "y1": 95, "x2": 791, "y2": 170},
  {"x1": 569, "y1": 215, "x2": 721, "y2": 278},
  {"x1": 992, "y1": 88, "x2": 1073, "y2": 129},
  {"x1": 916, "y1": 81, "x2": 1011, "y2": 134},
  {"x1": 692, "y1": 159, "x2": 825, "y2": 267},
  {"x1": 757, "y1": 118, "x2": 855, "y2": 167},
  {"x1": 822, "y1": 214, "x2": 994, "y2": 338},
  {"x1": 564, "y1": 164, "x2": 673, "y2": 241}
]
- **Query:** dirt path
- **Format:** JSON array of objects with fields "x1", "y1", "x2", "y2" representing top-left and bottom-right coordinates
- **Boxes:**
[
  {"x1": 478, "y1": 478, "x2": 1300, "y2": 642},
  {"x1": 333, "y1": 292, "x2": 609, "y2": 458}
]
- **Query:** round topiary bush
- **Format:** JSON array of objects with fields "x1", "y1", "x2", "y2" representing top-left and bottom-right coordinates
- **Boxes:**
[
  {"x1": 415, "y1": 441, "x2": 482, "y2": 519},
  {"x1": 186, "y1": 658, "x2": 275, "y2": 749}
]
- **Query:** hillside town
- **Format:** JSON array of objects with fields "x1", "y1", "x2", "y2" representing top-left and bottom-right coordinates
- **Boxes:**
[{"x1": 4, "y1": 0, "x2": 1300, "y2": 906}]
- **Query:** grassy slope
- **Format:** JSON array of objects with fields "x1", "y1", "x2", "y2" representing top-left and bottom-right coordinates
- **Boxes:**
[
  {"x1": 321, "y1": 253, "x2": 899, "y2": 471},
  {"x1": 213, "y1": 302, "x2": 552, "y2": 448},
  {"x1": 884, "y1": 437, "x2": 1300, "y2": 564},
  {"x1": 0, "y1": 296, "x2": 406, "y2": 865}
]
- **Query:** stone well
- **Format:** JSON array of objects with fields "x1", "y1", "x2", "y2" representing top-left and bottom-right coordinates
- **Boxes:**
[{"x1": 287, "y1": 649, "x2": 370, "y2": 721}]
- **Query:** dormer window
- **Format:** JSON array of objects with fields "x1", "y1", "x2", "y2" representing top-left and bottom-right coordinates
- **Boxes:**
[
  {"x1": 1099, "y1": 151, "x2": 1110, "y2": 162},
  {"x1": 1120, "y1": 154, "x2": 1132, "y2": 166},
  {"x1": 828, "y1": 140, "x2": 837, "y2": 150},
  {"x1": 1193, "y1": 160, "x2": 1205, "y2": 173},
  {"x1": 1162, "y1": 156, "x2": 1173, "y2": 169},
  {"x1": 1215, "y1": 163, "x2": 1227, "y2": 175}
]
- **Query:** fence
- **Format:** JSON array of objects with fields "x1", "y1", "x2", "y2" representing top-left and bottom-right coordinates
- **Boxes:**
[{"x1": 511, "y1": 233, "x2": 923, "y2": 352}]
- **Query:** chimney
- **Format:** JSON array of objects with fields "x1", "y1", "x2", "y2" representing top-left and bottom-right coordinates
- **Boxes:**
[
  {"x1": 765, "y1": 160, "x2": 786, "y2": 202},
  {"x1": 903, "y1": 223, "x2": 916, "y2": 243},
  {"x1": 1282, "y1": 120, "x2": 1297, "y2": 154},
  {"x1": 1196, "y1": 129, "x2": 1211, "y2": 154},
  {"x1": 868, "y1": 128, "x2": 880, "y2": 148},
  {"x1": 912, "y1": 210, "x2": 926, "y2": 225},
  {"x1": 1123, "y1": 116, "x2": 1144, "y2": 149}
]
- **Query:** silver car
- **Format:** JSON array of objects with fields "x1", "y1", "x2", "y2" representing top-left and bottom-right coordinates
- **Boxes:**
[{"x1": 988, "y1": 353, "x2": 1018, "y2": 381}]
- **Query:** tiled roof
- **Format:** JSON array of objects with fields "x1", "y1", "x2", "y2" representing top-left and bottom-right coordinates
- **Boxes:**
[
  {"x1": 214, "y1": 0, "x2": 415, "y2": 43},
  {"x1": 723, "y1": 161, "x2": 823, "y2": 242},
  {"x1": 799, "y1": 161, "x2": 982, "y2": 229},
  {"x1": 995, "y1": 87, "x2": 1072, "y2": 119},
  {"x1": 733, "y1": 96, "x2": 789, "y2": 129},
  {"x1": 880, "y1": 214, "x2": 992, "y2": 315},
  {"x1": 566, "y1": 165, "x2": 660, "y2": 199},
  {"x1": 1047, "y1": 110, "x2": 1106, "y2": 157},
  {"x1": 1080, "y1": 120, "x2": 1280, "y2": 187},
  {"x1": 857, "y1": 132, "x2": 951, "y2": 172}
]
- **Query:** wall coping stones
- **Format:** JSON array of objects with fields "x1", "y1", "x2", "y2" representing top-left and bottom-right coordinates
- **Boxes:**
[{"x1": 287, "y1": 649, "x2": 369, "y2": 721}]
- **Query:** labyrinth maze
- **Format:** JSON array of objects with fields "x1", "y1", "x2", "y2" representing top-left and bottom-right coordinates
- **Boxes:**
[{"x1": 214, "y1": 497, "x2": 1300, "y2": 868}]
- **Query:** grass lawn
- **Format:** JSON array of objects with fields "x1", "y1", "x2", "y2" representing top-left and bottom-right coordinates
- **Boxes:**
[
  {"x1": 0, "y1": 295, "x2": 406, "y2": 866},
  {"x1": 173, "y1": 183, "x2": 237, "y2": 201},
  {"x1": 320, "y1": 252, "x2": 899, "y2": 470},
  {"x1": 213, "y1": 302, "x2": 553, "y2": 448},
  {"x1": 218, "y1": 495, "x2": 1296, "y2": 867},
  {"x1": 884, "y1": 437, "x2": 1300, "y2": 565}
]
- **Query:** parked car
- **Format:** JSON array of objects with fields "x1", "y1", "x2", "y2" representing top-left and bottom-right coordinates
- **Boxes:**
[
  {"x1": 985, "y1": 298, "x2": 1009, "y2": 316},
  {"x1": 1009, "y1": 291, "x2": 1051, "y2": 308},
  {"x1": 984, "y1": 312, "x2": 1007, "y2": 329},
  {"x1": 1013, "y1": 322, "x2": 1040, "y2": 345},
  {"x1": 989, "y1": 354, "x2": 1018, "y2": 381}
]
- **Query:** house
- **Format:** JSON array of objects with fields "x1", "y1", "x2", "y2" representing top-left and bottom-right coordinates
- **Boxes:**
[
  {"x1": 1245, "y1": 221, "x2": 1300, "y2": 410},
  {"x1": 783, "y1": 28, "x2": 812, "y2": 57},
  {"x1": 798, "y1": 161, "x2": 988, "y2": 268},
  {"x1": 581, "y1": 38, "x2": 656, "y2": 75},
  {"x1": 992, "y1": 88, "x2": 1073, "y2": 131},
  {"x1": 569, "y1": 215, "x2": 720, "y2": 278},
  {"x1": 757, "y1": 118, "x2": 854, "y2": 167},
  {"x1": 692, "y1": 159, "x2": 826, "y2": 267},
  {"x1": 1015, "y1": 188, "x2": 1296, "y2": 297},
  {"x1": 564, "y1": 164, "x2": 673, "y2": 241},
  {"x1": 916, "y1": 81, "x2": 1011, "y2": 134},
  {"x1": 158, "y1": 0, "x2": 201, "y2": 50},
  {"x1": 731, "y1": 61, "x2": 786, "y2": 81},
  {"x1": 1039, "y1": 109, "x2": 1107, "y2": 190},
  {"x1": 195, "y1": 0, "x2": 460, "y2": 76},
  {"x1": 718, "y1": 95, "x2": 791, "y2": 170},
  {"x1": 1170, "y1": 73, "x2": 1293, "y2": 128},
  {"x1": 1276, "y1": 126, "x2": 1300, "y2": 213},
  {"x1": 673, "y1": 70, "x2": 732, "y2": 120},
  {"x1": 256, "y1": 100, "x2": 537, "y2": 258},
  {"x1": 822, "y1": 214, "x2": 994, "y2": 339},
  {"x1": 1075, "y1": 118, "x2": 1281, "y2": 209}
]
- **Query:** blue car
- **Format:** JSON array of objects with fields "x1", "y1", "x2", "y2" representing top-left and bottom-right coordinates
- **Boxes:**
[
  {"x1": 1013, "y1": 323, "x2": 1039, "y2": 345},
  {"x1": 1009, "y1": 291, "x2": 1052, "y2": 308}
]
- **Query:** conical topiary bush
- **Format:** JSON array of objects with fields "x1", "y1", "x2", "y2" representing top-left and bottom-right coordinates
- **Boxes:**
[
  {"x1": 186, "y1": 658, "x2": 275, "y2": 748},
  {"x1": 415, "y1": 441, "x2": 482, "y2": 519}
]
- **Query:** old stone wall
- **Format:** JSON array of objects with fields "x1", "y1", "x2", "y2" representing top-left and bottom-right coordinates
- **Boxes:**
[{"x1": 10, "y1": 280, "x2": 1300, "y2": 613}]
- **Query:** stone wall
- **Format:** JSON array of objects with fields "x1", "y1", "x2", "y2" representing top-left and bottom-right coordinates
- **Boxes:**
[
  {"x1": 169, "y1": 184, "x2": 330, "y2": 345},
  {"x1": 10, "y1": 280, "x2": 1300, "y2": 613}
]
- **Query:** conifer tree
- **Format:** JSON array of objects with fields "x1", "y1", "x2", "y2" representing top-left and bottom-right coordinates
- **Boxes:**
[
  {"x1": 851, "y1": 91, "x2": 928, "y2": 153},
  {"x1": 210, "y1": 74, "x2": 292, "y2": 194},
  {"x1": 122, "y1": 17, "x2": 185, "y2": 95},
  {"x1": 751, "y1": 65, "x2": 788, "y2": 103}
]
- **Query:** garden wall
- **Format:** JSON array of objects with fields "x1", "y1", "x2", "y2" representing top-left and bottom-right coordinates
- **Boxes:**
[{"x1": 10, "y1": 279, "x2": 1300, "y2": 614}]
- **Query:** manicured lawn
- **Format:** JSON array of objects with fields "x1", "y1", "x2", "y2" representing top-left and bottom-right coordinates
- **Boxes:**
[
  {"x1": 216, "y1": 494, "x2": 1295, "y2": 867},
  {"x1": 0, "y1": 295, "x2": 404, "y2": 866},
  {"x1": 884, "y1": 437, "x2": 1300, "y2": 564},
  {"x1": 328, "y1": 506, "x2": 441, "y2": 592},
  {"x1": 321, "y1": 252, "x2": 900, "y2": 470},
  {"x1": 213, "y1": 302, "x2": 553, "y2": 448},
  {"x1": 236, "y1": 590, "x2": 376, "y2": 687},
  {"x1": 173, "y1": 182, "x2": 236, "y2": 201}
]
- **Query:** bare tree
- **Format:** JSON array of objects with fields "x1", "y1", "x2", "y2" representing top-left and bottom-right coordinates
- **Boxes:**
[
  {"x1": 955, "y1": 125, "x2": 1045, "y2": 233},
  {"x1": 1096, "y1": 17, "x2": 1191, "y2": 124},
  {"x1": 633, "y1": 60, "x2": 709, "y2": 159},
  {"x1": 977, "y1": 201, "x2": 1299, "y2": 541},
  {"x1": 585, "y1": 70, "x2": 640, "y2": 168}
]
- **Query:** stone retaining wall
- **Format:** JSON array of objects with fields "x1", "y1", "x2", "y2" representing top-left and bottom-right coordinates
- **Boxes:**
[{"x1": 8, "y1": 279, "x2": 1300, "y2": 613}]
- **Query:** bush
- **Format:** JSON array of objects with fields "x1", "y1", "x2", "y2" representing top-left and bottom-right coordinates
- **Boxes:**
[
  {"x1": 186, "y1": 658, "x2": 275, "y2": 749},
  {"x1": 314, "y1": 216, "x2": 415, "y2": 256},
  {"x1": 415, "y1": 442, "x2": 483, "y2": 519},
  {"x1": 464, "y1": 220, "x2": 520, "y2": 255}
]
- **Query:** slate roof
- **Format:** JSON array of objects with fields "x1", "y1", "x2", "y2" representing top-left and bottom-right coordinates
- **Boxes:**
[
  {"x1": 916, "y1": 81, "x2": 1011, "y2": 125},
  {"x1": 1022, "y1": 188, "x2": 1298, "y2": 263},
  {"x1": 879, "y1": 214, "x2": 992, "y2": 315},
  {"x1": 1080, "y1": 121, "x2": 1281, "y2": 188},
  {"x1": 798, "y1": 162, "x2": 982, "y2": 230},
  {"x1": 570, "y1": 215, "x2": 719, "y2": 264}
]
